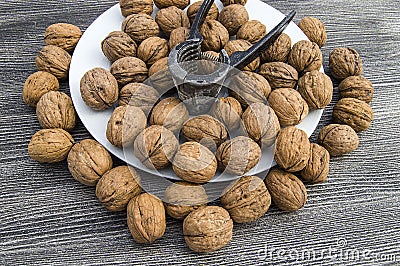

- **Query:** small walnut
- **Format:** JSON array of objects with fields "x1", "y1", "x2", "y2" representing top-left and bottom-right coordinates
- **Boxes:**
[
  {"x1": 268, "y1": 88, "x2": 309, "y2": 127},
  {"x1": 44, "y1": 23, "x2": 82, "y2": 52},
  {"x1": 288, "y1": 40, "x2": 322, "y2": 74},
  {"x1": 329, "y1": 47, "x2": 363, "y2": 81},
  {"x1": 36, "y1": 91, "x2": 76, "y2": 131},
  {"x1": 155, "y1": 6, "x2": 190, "y2": 36},
  {"x1": 137, "y1": 37, "x2": 169, "y2": 65},
  {"x1": 333, "y1": 98, "x2": 374, "y2": 132},
  {"x1": 110, "y1": 57, "x2": 148, "y2": 86},
  {"x1": 119, "y1": 0, "x2": 153, "y2": 17},
  {"x1": 28, "y1": 129, "x2": 74, "y2": 163},
  {"x1": 96, "y1": 166, "x2": 142, "y2": 211},
  {"x1": 297, "y1": 17, "x2": 327, "y2": 47},
  {"x1": 338, "y1": 76, "x2": 374, "y2": 103},
  {"x1": 224, "y1": 39, "x2": 259, "y2": 71},
  {"x1": 300, "y1": 143, "x2": 330, "y2": 183},
  {"x1": 36, "y1": 45, "x2": 71, "y2": 80},
  {"x1": 259, "y1": 62, "x2": 298, "y2": 90},
  {"x1": 265, "y1": 168, "x2": 307, "y2": 211},
  {"x1": 101, "y1": 31, "x2": 137, "y2": 63},
  {"x1": 318, "y1": 124, "x2": 359, "y2": 156},
  {"x1": 183, "y1": 206, "x2": 233, "y2": 253},
  {"x1": 274, "y1": 126, "x2": 311, "y2": 172},
  {"x1": 210, "y1": 97, "x2": 243, "y2": 130},
  {"x1": 237, "y1": 20, "x2": 266, "y2": 44},
  {"x1": 118, "y1": 82, "x2": 160, "y2": 115},
  {"x1": 221, "y1": 0, "x2": 247, "y2": 6},
  {"x1": 298, "y1": 70, "x2": 333, "y2": 109},
  {"x1": 127, "y1": 193, "x2": 166, "y2": 243},
  {"x1": 67, "y1": 139, "x2": 113, "y2": 186},
  {"x1": 216, "y1": 136, "x2": 261, "y2": 175},
  {"x1": 218, "y1": 4, "x2": 249, "y2": 36},
  {"x1": 261, "y1": 33, "x2": 291, "y2": 63},
  {"x1": 150, "y1": 97, "x2": 189, "y2": 132},
  {"x1": 148, "y1": 57, "x2": 175, "y2": 91},
  {"x1": 221, "y1": 176, "x2": 271, "y2": 223},
  {"x1": 22, "y1": 71, "x2": 59, "y2": 107},
  {"x1": 122, "y1": 14, "x2": 160, "y2": 43},
  {"x1": 187, "y1": 1, "x2": 219, "y2": 24},
  {"x1": 80, "y1": 68, "x2": 119, "y2": 110},
  {"x1": 200, "y1": 19, "x2": 229, "y2": 52},
  {"x1": 134, "y1": 125, "x2": 179, "y2": 169},
  {"x1": 153, "y1": 0, "x2": 189, "y2": 9},
  {"x1": 169, "y1": 27, "x2": 189, "y2": 49},
  {"x1": 106, "y1": 105, "x2": 147, "y2": 148}
]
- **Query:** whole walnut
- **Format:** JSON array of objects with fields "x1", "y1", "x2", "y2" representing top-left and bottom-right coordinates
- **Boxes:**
[
  {"x1": 80, "y1": 68, "x2": 119, "y2": 110},
  {"x1": 28, "y1": 129, "x2": 74, "y2": 163},
  {"x1": 221, "y1": 0, "x2": 247, "y2": 6},
  {"x1": 110, "y1": 57, "x2": 148, "y2": 86},
  {"x1": 164, "y1": 181, "x2": 208, "y2": 220},
  {"x1": 153, "y1": 0, "x2": 189, "y2": 9},
  {"x1": 118, "y1": 83, "x2": 160, "y2": 115},
  {"x1": 169, "y1": 27, "x2": 189, "y2": 49},
  {"x1": 101, "y1": 31, "x2": 137, "y2": 63},
  {"x1": 36, "y1": 91, "x2": 76, "y2": 131},
  {"x1": 183, "y1": 206, "x2": 233, "y2": 253},
  {"x1": 150, "y1": 97, "x2": 189, "y2": 132},
  {"x1": 96, "y1": 166, "x2": 142, "y2": 211},
  {"x1": 221, "y1": 175, "x2": 271, "y2": 223},
  {"x1": 127, "y1": 193, "x2": 166, "y2": 243},
  {"x1": 333, "y1": 98, "x2": 374, "y2": 132},
  {"x1": 36, "y1": 45, "x2": 71, "y2": 80},
  {"x1": 134, "y1": 125, "x2": 179, "y2": 169},
  {"x1": 155, "y1": 6, "x2": 190, "y2": 36},
  {"x1": 106, "y1": 105, "x2": 147, "y2": 148},
  {"x1": 259, "y1": 62, "x2": 298, "y2": 90},
  {"x1": 137, "y1": 37, "x2": 169, "y2": 65},
  {"x1": 172, "y1": 142, "x2": 217, "y2": 183},
  {"x1": 187, "y1": 1, "x2": 219, "y2": 24},
  {"x1": 210, "y1": 97, "x2": 243, "y2": 130},
  {"x1": 329, "y1": 47, "x2": 363, "y2": 81},
  {"x1": 288, "y1": 40, "x2": 322, "y2": 74},
  {"x1": 274, "y1": 126, "x2": 311, "y2": 172},
  {"x1": 298, "y1": 17, "x2": 327, "y2": 47},
  {"x1": 242, "y1": 103, "x2": 280, "y2": 147},
  {"x1": 300, "y1": 143, "x2": 330, "y2": 183},
  {"x1": 122, "y1": 14, "x2": 160, "y2": 43},
  {"x1": 224, "y1": 39, "x2": 259, "y2": 71},
  {"x1": 119, "y1": 0, "x2": 153, "y2": 17},
  {"x1": 338, "y1": 76, "x2": 374, "y2": 103},
  {"x1": 237, "y1": 20, "x2": 266, "y2": 44},
  {"x1": 261, "y1": 33, "x2": 291, "y2": 63},
  {"x1": 22, "y1": 71, "x2": 59, "y2": 107},
  {"x1": 268, "y1": 88, "x2": 309, "y2": 127},
  {"x1": 200, "y1": 19, "x2": 229, "y2": 52},
  {"x1": 216, "y1": 136, "x2": 261, "y2": 175},
  {"x1": 298, "y1": 70, "x2": 333, "y2": 109},
  {"x1": 148, "y1": 57, "x2": 175, "y2": 91},
  {"x1": 44, "y1": 23, "x2": 82, "y2": 52},
  {"x1": 265, "y1": 168, "x2": 307, "y2": 211},
  {"x1": 318, "y1": 124, "x2": 359, "y2": 156},
  {"x1": 67, "y1": 139, "x2": 113, "y2": 186},
  {"x1": 218, "y1": 4, "x2": 249, "y2": 36}
]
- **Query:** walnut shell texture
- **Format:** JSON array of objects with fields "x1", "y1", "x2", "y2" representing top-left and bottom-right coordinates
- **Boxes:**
[
  {"x1": 300, "y1": 143, "x2": 330, "y2": 183},
  {"x1": 329, "y1": 47, "x2": 363, "y2": 81},
  {"x1": 148, "y1": 57, "x2": 175, "y2": 91},
  {"x1": 137, "y1": 36, "x2": 169, "y2": 65},
  {"x1": 36, "y1": 45, "x2": 71, "y2": 80},
  {"x1": 200, "y1": 19, "x2": 229, "y2": 52},
  {"x1": 221, "y1": 0, "x2": 247, "y2": 6},
  {"x1": 224, "y1": 39, "x2": 259, "y2": 71},
  {"x1": 236, "y1": 20, "x2": 266, "y2": 44},
  {"x1": 119, "y1": 0, "x2": 154, "y2": 17},
  {"x1": 298, "y1": 70, "x2": 333, "y2": 109},
  {"x1": 153, "y1": 0, "x2": 190, "y2": 9},
  {"x1": 122, "y1": 13, "x2": 160, "y2": 43},
  {"x1": 44, "y1": 23, "x2": 82, "y2": 52},
  {"x1": 187, "y1": 1, "x2": 219, "y2": 24},
  {"x1": 155, "y1": 6, "x2": 190, "y2": 36},
  {"x1": 261, "y1": 33, "x2": 292, "y2": 63},
  {"x1": 318, "y1": 124, "x2": 359, "y2": 156},
  {"x1": 333, "y1": 98, "x2": 374, "y2": 132},
  {"x1": 288, "y1": 40, "x2": 323, "y2": 74},
  {"x1": 297, "y1": 17, "x2": 327, "y2": 47},
  {"x1": 259, "y1": 62, "x2": 298, "y2": 90},
  {"x1": 101, "y1": 31, "x2": 137, "y2": 63},
  {"x1": 338, "y1": 76, "x2": 374, "y2": 103},
  {"x1": 150, "y1": 97, "x2": 189, "y2": 132},
  {"x1": 218, "y1": 4, "x2": 249, "y2": 36},
  {"x1": 118, "y1": 82, "x2": 160, "y2": 115},
  {"x1": 210, "y1": 97, "x2": 243, "y2": 130},
  {"x1": 169, "y1": 27, "x2": 189, "y2": 49},
  {"x1": 22, "y1": 71, "x2": 59, "y2": 107},
  {"x1": 110, "y1": 57, "x2": 148, "y2": 86}
]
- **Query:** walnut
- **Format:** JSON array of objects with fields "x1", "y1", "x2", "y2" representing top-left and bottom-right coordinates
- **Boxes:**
[
  {"x1": 297, "y1": 17, "x2": 327, "y2": 47},
  {"x1": 187, "y1": 1, "x2": 219, "y2": 24},
  {"x1": 216, "y1": 136, "x2": 261, "y2": 175},
  {"x1": 261, "y1": 33, "x2": 291, "y2": 63},
  {"x1": 106, "y1": 105, "x2": 147, "y2": 148},
  {"x1": 237, "y1": 20, "x2": 266, "y2": 44},
  {"x1": 153, "y1": 0, "x2": 189, "y2": 9},
  {"x1": 221, "y1": 0, "x2": 247, "y2": 6},
  {"x1": 329, "y1": 47, "x2": 363, "y2": 81},
  {"x1": 119, "y1": 0, "x2": 153, "y2": 17},
  {"x1": 274, "y1": 126, "x2": 311, "y2": 172},
  {"x1": 137, "y1": 36, "x2": 169, "y2": 66},
  {"x1": 110, "y1": 57, "x2": 148, "y2": 86},
  {"x1": 36, "y1": 45, "x2": 71, "y2": 80},
  {"x1": 127, "y1": 193, "x2": 166, "y2": 243},
  {"x1": 259, "y1": 62, "x2": 298, "y2": 90},
  {"x1": 149, "y1": 97, "x2": 189, "y2": 133},
  {"x1": 318, "y1": 124, "x2": 359, "y2": 156},
  {"x1": 101, "y1": 31, "x2": 137, "y2": 63},
  {"x1": 268, "y1": 88, "x2": 309, "y2": 127},
  {"x1": 164, "y1": 181, "x2": 208, "y2": 220},
  {"x1": 118, "y1": 82, "x2": 160, "y2": 115},
  {"x1": 80, "y1": 68, "x2": 119, "y2": 110},
  {"x1": 288, "y1": 40, "x2": 322, "y2": 74},
  {"x1": 67, "y1": 139, "x2": 113, "y2": 186},
  {"x1": 221, "y1": 176, "x2": 271, "y2": 223},
  {"x1": 169, "y1": 27, "x2": 189, "y2": 49},
  {"x1": 298, "y1": 70, "x2": 333, "y2": 109},
  {"x1": 338, "y1": 76, "x2": 374, "y2": 103},
  {"x1": 122, "y1": 14, "x2": 160, "y2": 43},
  {"x1": 28, "y1": 129, "x2": 74, "y2": 163},
  {"x1": 218, "y1": 4, "x2": 249, "y2": 36},
  {"x1": 200, "y1": 19, "x2": 229, "y2": 52},
  {"x1": 210, "y1": 97, "x2": 243, "y2": 130},
  {"x1": 96, "y1": 166, "x2": 142, "y2": 211},
  {"x1": 22, "y1": 71, "x2": 59, "y2": 107},
  {"x1": 36, "y1": 91, "x2": 76, "y2": 131},
  {"x1": 265, "y1": 168, "x2": 307, "y2": 211},
  {"x1": 44, "y1": 23, "x2": 82, "y2": 52},
  {"x1": 333, "y1": 98, "x2": 374, "y2": 132},
  {"x1": 183, "y1": 206, "x2": 233, "y2": 253},
  {"x1": 134, "y1": 125, "x2": 179, "y2": 169},
  {"x1": 148, "y1": 57, "x2": 175, "y2": 91},
  {"x1": 224, "y1": 39, "x2": 259, "y2": 71},
  {"x1": 155, "y1": 6, "x2": 190, "y2": 36},
  {"x1": 242, "y1": 103, "x2": 280, "y2": 147},
  {"x1": 300, "y1": 143, "x2": 330, "y2": 183}
]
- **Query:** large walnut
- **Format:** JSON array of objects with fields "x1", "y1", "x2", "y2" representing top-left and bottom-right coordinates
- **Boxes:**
[
  {"x1": 298, "y1": 70, "x2": 333, "y2": 109},
  {"x1": 200, "y1": 19, "x2": 229, "y2": 52},
  {"x1": 22, "y1": 71, "x2": 59, "y2": 107},
  {"x1": 137, "y1": 36, "x2": 169, "y2": 65},
  {"x1": 153, "y1": 0, "x2": 189, "y2": 9},
  {"x1": 118, "y1": 82, "x2": 160, "y2": 115},
  {"x1": 187, "y1": 1, "x2": 219, "y2": 24},
  {"x1": 221, "y1": 0, "x2": 247, "y2": 6},
  {"x1": 101, "y1": 31, "x2": 137, "y2": 63},
  {"x1": 36, "y1": 45, "x2": 71, "y2": 80},
  {"x1": 338, "y1": 76, "x2": 374, "y2": 103},
  {"x1": 224, "y1": 39, "x2": 259, "y2": 71},
  {"x1": 44, "y1": 23, "x2": 82, "y2": 52},
  {"x1": 150, "y1": 97, "x2": 189, "y2": 132},
  {"x1": 298, "y1": 16, "x2": 327, "y2": 47},
  {"x1": 110, "y1": 57, "x2": 148, "y2": 86},
  {"x1": 261, "y1": 33, "x2": 291, "y2": 63},
  {"x1": 122, "y1": 14, "x2": 160, "y2": 43},
  {"x1": 288, "y1": 40, "x2": 323, "y2": 74},
  {"x1": 119, "y1": 0, "x2": 153, "y2": 17},
  {"x1": 148, "y1": 57, "x2": 175, "y2": 91},
  {"x1": 318, "y1": 124, "x2": 359, "y2": 156},
  {"x1": 300, "y1": 143, "x2": 330, "y2": 183},
  {"x1": 236, "y1": 20, "x2": 266, "y2": 44},
  {"x1": 210, "y1": 97, "x2": 243, "y2": 130},
  {"x1": 329, "y1": 47, "x2": 363, "y2": 81},
  {"x1": 333, "y1": 98, "x2": 374, "y2": 132},
  {"x1": 259, "y1": 62, "x2": 298, "y2": 90},
  {"x1": 169, "y1": 27, "x2": 189, "y2": 49},
  {"x1": 218, "y1": 4, "x2": 249, "y2": 36},
  {"x1": 155, "y1": 6, "x2": 190, "y2": 36}
]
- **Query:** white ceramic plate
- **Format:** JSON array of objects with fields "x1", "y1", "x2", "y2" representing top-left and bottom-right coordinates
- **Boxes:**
[{"x1": 69, "y1": 0, "x2": 324, "y2": 182}]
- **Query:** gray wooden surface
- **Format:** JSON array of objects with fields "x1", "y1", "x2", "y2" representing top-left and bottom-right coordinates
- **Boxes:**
[{"x1": 1, "y1": 0, "x2": 399, "y2": 265}]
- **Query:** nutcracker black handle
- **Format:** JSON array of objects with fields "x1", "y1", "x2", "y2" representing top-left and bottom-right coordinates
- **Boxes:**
[{"x1": 188, "y1": 0, "x2": 215, "y2": 41}]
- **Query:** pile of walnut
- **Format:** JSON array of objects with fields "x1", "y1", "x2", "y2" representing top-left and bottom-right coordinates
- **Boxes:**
[{"x1": 24, "y1": 0, "x2": 375, "y2": 253}]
